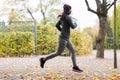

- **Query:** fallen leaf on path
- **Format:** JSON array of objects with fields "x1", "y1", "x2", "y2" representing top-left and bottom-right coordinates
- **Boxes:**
[
  {"x1": 3, "y1": 73, "x2": 11, "y2": 78},
  {"x1": 34, "y1": 66, "x2": 40, "y2": 70},
  {"x1": 92, "y1": 76, "x2": 100, "y2": 80},
  {"x1": 109, "y1": 74, "x2": 120, "y2": 80},
  {"x1": 65, "y1": 74, "x2": 75, "y2": 79},
  {"x1": 36, "y1": 72, "x2": 41, "y2": 76},
  {"x1": 112, "y1": 69, "x2": 116, "y2": 73},
  {"x1": 20, "y1": 72, "x2": 27, "y2": 79},
  {"x1": 37, "y1": 76, "x2": 46, "y2": 80},
  {"x1": 84, "y1": 70, "x2": 89, "y2": 75},
  {"x1": 28, "y1": 72, "x2": 33, "y2": 76},
  {"x1": 81, "y1": 75, "x2": 87, "y2": 79}
]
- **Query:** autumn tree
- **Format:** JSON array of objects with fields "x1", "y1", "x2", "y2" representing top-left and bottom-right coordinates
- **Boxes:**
[
  {"x1": 85, "y1": 0, "x2": 115, "y2": 58},
  {"x1": 8, "y1": 9, "x2": 17, "y2": 24},
  {"x1": 111, "y1": 3, "x2": 120, "y2": 45},
  {"x1": 0, "y1": 0, "x2": 31, "y2": 22},
  {"x1": 38, "y1": 0, "x2": 61, "y2": 24}
]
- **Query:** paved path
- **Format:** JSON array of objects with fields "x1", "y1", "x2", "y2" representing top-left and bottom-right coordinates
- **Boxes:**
[{"x1": 0, "y1": 50, "x2": 120, "y2": 80}]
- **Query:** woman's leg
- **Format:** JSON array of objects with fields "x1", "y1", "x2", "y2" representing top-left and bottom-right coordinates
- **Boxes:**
[
  {"x1": 66, "y1": 40, "x2": 77, "y2": 67},
  {"x1": 44, "y1": 37, "x2": 67, "y2": 61},
  {"x1": 66, "y1": 40, "x2": 83, "y2": 72}
]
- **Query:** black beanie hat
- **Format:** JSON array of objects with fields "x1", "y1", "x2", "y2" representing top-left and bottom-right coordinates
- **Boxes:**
[{"x1": 63, "y1": 4, "x2": 71, "y2": 13}]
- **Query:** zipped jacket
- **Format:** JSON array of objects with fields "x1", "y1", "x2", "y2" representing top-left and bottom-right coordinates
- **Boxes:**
[{"x1": 56, "y1": 13, "x2": 77, "y2": 40}]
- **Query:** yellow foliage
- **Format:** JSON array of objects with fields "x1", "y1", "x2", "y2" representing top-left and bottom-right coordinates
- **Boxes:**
[
  {"x1": 8, "y1": 9, "x2": 17, "y2": 20},
  {"x1": 3, "y1": 73, "x2": 11, "y2": 78},
  {"x1": 70, "y1": 31, "x2": 93, "y2": 56},
  {"x1": 36, "y1": 72, "x2": 41, "y2": 77},
  {"x1": 92, "y1": 76, "x2": 100, "y2": 80}
]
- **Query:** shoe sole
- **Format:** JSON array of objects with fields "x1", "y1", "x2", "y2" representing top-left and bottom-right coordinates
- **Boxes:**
[{"x1": 73, "y1": 69, "x2": 83, "y2": 73}]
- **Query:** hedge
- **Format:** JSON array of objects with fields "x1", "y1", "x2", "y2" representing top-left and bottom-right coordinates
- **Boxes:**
[
  {"x1": 37, "y1": 25, "x2": 93, "y2": 56},
  {"x1": 37, "y1": 25, "x2": 59, "y2": 55},
  {"x1": 0, "y1": 32, "x2": 35, "y2": 57},
  {"x1": 0, "y1": 25, "x2": 93, "y2": 57},
  {"x1": 66, "y1": 31, "x2": 93, "y2": 56}
]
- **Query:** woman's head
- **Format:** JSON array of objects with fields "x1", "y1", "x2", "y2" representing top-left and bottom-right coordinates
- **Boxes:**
[
  {"x1": 58, "y1": 4, "x2": 72, "y2": 21},
  {"x1": 63, "y1": 4, "x2": 72, "y2": 14}
]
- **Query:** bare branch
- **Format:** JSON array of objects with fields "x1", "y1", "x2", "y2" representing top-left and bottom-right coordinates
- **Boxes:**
[
  {"x1": 39, "y1": 0, "x2": 46, "y2": 20},
  {"x1": 85, "y1": 0, "x2": 90, "y2": 8},
  {"x1": 107, "y1": 1, "x2": 114, "y2": 10},
  {"x1": 85, "y1": 0, "x2": 98, "y2": 14},
  {"x1": 27, "y1": 8, "x2": 35, "y2": 20},
  {"x1": 107, "y1": 0, "x2": 117, "y2": 10},
  {"x1": 88, "y1": 8, "x2": 98, "y2": 14}
]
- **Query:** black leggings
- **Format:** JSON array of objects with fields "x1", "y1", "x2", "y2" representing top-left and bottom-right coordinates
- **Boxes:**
[{"x1": 44, "y1": 37, "x2": 77, "y2": 67}]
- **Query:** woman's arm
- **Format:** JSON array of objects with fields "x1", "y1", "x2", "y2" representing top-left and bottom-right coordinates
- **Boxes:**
[
  {"x1": 66, "y1": 16, "x2": 77, "y2": 29},
  {"x1": 56, "y1": 20, "x2": 62, "y2": 32}
]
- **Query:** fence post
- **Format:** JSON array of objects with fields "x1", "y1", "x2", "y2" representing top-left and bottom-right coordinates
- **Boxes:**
[
  {"x1": 2, "y1": 20, "x2": 5, "y2": 32},
  {"x1": 34, "y1": 20, "x2": 38, "y2": 56}
]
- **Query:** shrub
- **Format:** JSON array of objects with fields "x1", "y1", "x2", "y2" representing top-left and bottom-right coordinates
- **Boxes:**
[
  {"x1": 0, "y1": 25, "x2": 2, "y2": 32},
  {"x1": 0, "y1": 24, "x2": 93, "y2": 57},
  {"x1": 65, "y1": 31, "x2": 93, "y2": 56},
  {"x1": 37, "y1": 24, "x2": 93, "y2": 56},
  {"x1": 37, "y1": 25, "x2": 59, "y2": 55},
  {"x1": 0, "y1": 32, "x2": 35, "y2": 57}
]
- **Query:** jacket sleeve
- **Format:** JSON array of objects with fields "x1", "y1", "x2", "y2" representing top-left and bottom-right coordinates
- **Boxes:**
[
  {"x1": 66, "y1": 16, "x2": 77, "y2": 29},
  {"x1": 56, "y1": 20, "x2": 62, "y2": 32}
]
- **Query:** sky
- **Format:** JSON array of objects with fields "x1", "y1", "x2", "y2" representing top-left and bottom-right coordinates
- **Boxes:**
[
  {"x1": 25, "y1": 0, "x2": 115, "y2": 31},
  {"x1": 0, "y1": 0, "x2": 115, "y2": 31}
]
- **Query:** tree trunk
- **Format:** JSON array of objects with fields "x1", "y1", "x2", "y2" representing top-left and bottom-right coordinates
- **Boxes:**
[
  {"x1": 96, "y1": 16, "x2": 107, "y2": 58},
  {"x1": 85, "y1": 0, "x2": 115, "y2": 58}
]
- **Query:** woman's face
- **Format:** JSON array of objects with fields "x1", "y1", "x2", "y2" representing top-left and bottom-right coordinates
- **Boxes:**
[{"x1": 68, "y1": 9, "x2": 72, "y2": 14}]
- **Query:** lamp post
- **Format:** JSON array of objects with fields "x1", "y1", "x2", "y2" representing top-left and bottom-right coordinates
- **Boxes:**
[{"x1": 114, "y1": 0, "x2": 117, "y2": 68}]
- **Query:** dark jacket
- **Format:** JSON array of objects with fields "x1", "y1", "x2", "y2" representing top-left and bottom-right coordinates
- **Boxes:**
[{"x1": 56, "y1": 13, "x2": 77, "y2": 40}]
